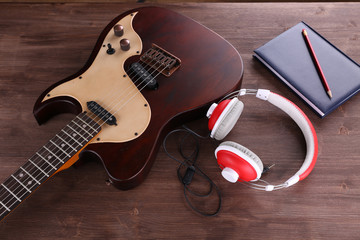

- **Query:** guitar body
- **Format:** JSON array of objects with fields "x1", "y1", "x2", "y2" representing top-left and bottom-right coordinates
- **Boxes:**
[{"x1": 33, "y1": 6, "x2": 243, "y2": 190}]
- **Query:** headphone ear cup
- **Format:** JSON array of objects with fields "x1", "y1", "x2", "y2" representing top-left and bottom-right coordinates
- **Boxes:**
[
  {"x1": 215, "y1": 141, "x2": 264, "y2": 182},
  {"x1": 207, "y1": 98, "x2": 244, "y2": 141}
]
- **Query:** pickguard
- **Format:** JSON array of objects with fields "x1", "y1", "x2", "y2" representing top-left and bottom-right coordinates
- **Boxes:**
[{"x1": 41, "y1": 12, "x2": 151, "y2": 143}]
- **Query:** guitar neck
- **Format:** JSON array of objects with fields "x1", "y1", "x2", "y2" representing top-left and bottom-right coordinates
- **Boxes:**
[{"x1": 0, "y1": 112, "x2": 101, "y2": 222}]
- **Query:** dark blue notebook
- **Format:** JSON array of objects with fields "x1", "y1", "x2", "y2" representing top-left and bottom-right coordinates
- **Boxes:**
[{"x1": 254, "y1": 22, "x2": 360, "y2": 118}]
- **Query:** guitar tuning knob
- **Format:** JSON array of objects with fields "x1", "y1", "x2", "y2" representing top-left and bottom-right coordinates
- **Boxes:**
[
  {"x1": 120, "y1": 39, "x2": 130, "y2": 51},
  {"x1": 114, "y1": 24, "x2": 124, "y2": 37}
]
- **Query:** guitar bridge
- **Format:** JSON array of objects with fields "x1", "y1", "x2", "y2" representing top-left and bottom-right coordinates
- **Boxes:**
[
  {"x1": 87, "y1": 101, "x2": 117, "y2": 126},
  {"x1": 140, "y1": 44, "x2": 181, "y2": 77}
]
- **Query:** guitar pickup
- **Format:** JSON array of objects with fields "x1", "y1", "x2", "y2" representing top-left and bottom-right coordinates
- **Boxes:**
[
  {"x1": 87, "y1": 101, "x2": 117, "y2": 126},
  {"x1": 130, "y1": 62, "x2": 158, "y2": 90}
]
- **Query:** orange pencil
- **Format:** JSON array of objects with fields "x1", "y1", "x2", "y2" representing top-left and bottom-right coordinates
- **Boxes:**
[{"x1": 302, "y1": 29, "x2": 332, "y2": 99}]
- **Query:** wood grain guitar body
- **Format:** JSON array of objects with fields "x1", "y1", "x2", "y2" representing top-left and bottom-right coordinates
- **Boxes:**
[{"x1": 33, "y1": 6, "x2": 244, "y2": 190}]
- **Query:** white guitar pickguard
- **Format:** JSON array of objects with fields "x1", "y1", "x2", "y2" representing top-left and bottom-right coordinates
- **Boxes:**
[{"x1": 41, "y1": 12, "x2": 151, "y2": 143}]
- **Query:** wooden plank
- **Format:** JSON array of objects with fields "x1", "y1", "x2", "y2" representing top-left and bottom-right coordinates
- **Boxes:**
[{"x1": 0, "y1": 3, "x2": 359, "y2": 239}]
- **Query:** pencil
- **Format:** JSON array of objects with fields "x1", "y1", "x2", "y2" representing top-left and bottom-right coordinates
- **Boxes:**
[{"x1": 302, "y1": 29, "x2": 332, "y2": 99}]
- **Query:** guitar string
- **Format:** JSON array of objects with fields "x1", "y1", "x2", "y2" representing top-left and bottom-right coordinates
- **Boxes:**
[
  {"x1": 0, "y1": 75, "x2": 166, "y2": 217},
  {"x1": 1, "y1": 39, "x2": 175, "y2": 211},
  {"x1": 0, "y1": 56, "x2": 158, "y2": 198},
  {"x1": 51, "y1": 46, "x2": 169, "y2": 139},
  {"x1": 71, "y1": 51, "x2": 160, "y2": 132},
  {"x1": 1, "y1": 12, "x2": 180, "y2": 212},
  {"x1": 0, "y1": 59, "x2": 149, "y2": 210},
  {"x1": 68, "y1": 57, "x2": 163, "y2": 146},
  {"x1": 0, "y1": 58, "x2": 168, "y2": 213},
  {"x1": 84, "y1": 54, "x2": 163, "y2": 127},
  {"x1": 95, "y1": 60, "x2": 169, "y2": 128},
  {"x1": 72, "y1": 53, "x2": 169, "y2": 133},
  {"x1": 0, "y1": 43, "x2": 161, "y2": 213},
  {"x1": 0, "y1": 115, "x2": 95, "y2": 214},
  {"x1": 81, "y1": 56, "x2": 154, "y2": 123},
  {"x1": 0, "y1": 69, "x2": 144, "y2": 212},
  {"x1": 0, "y1": 63, "x2": 166, "y2": 215},
  {"x1": 0, "y1": 61, "x2": 157, "y2": 210},
  {"x1": 0, "y1": 114, "x2": 112, "y2": 216},
  {"x1": 0, "y1": 56, "x2": 170, "y2": 213}
]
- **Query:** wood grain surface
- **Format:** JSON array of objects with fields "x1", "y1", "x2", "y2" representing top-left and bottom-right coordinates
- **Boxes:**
[{"x1": 0, "y1": 3, "x2": 359, "y2": 240}]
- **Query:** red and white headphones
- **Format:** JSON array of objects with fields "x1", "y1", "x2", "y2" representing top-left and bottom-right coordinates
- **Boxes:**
[{"x1": 207, "y1": 89, "x2": 318, "y2": 191}]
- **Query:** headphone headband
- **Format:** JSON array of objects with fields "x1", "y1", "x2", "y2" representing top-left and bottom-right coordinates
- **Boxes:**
[{"x1": 212, "y1": 89, "x2": 318, "y2": 191}]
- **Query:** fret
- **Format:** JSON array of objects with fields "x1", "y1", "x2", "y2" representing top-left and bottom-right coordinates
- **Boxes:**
[
  {"x1": 67, "y1": 125, "x2": 87, "y2": 142},
  {"x1": 29, "y1": 159, "x2": 50, "y2": 177},
  {"x1": 0, "y1": 201, "x2": 10, "y2": 212},
  {"x1": 43, "y1": 141, "x2": 68, "y2": 161},
  {"x1": 1, "y1": 184, "x2": 21, "y2": 202},
  {"x1": 0, "y1": 112, "x2": 102, "y2": 222},
  {"x1": 0, "y1": 190, "x2": 15, "y2": 213},
  {"x1": 61, "y1": 129, "x2": 82, "y2": 147},
  {"x1": 2, "y1": 174, "x2": 33, "y2": 201},
  {"x1": 72, "y1": 119, "x2": 92, "y2": 137},
  {"x1": 20, "y1": 167, "x2": 41, "y2": 185},
  {"x1": 35, "y1": 152, "x2": 57, "y2": 170},
  {"x1": 0, "y1": 182, "x2": 15, "y2": 207},
  {"x1": 31, "y1": 150, "x2": 58, "y2": 174},
  {"x1": 76, "y1": 115, "x2": 98, "y2": 133},
  {"x1": 11, "y1": 175, "x2": 31, "y2": 193},
  {"x1": 14, "y1": 169, "x2": 39, "y2": 191},
  {"x1": 22, "y1": 161, "x2": 48, "y2": 183},
  {"x1": 79, "y1": 112, "x2": 101, "y2": 130},
  {"x1": 0, "y1": 178, "x2": 32, "y2": 218},
  {"x1": 43, "y1": 146, "x2": 65, "y2": 164},
  {"x1": 49, "y1": 140, "x2": 71, "y2": 157},
  {"x1": 56, "y1": 134, "x2": 77, "y2": 152}
]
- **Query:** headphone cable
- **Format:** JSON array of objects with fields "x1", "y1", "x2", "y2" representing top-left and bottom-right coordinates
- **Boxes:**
[{"x1": 162, "y1": 127, "x2": 222, "y2": 217}]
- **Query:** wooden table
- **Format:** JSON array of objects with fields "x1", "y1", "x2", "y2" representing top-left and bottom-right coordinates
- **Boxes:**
[{"x1": 0, "y1": 3, "x2": 359, "y2": 239}]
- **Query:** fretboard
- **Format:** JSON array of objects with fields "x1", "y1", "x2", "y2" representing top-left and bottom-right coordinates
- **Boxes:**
[{"x1": 0, "y1": 112, "x2": 101, "y2": 221}]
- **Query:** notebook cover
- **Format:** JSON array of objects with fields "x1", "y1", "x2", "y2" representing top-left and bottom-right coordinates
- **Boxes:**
[{"x1": 253, "y1": 21, "x2": 360, "y2": 118}]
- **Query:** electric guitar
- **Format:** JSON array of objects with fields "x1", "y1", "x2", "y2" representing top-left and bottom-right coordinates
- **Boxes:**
[{"x1": 0, "y1": 6, "x2": 243, "y2": 222}]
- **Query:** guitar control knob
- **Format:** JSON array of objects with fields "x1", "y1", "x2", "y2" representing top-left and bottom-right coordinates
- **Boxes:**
[
  {"x1": 120, "y1": 39, "x2": 130, "y2": 51},
  {"x1": 114, "y1": 24, "x2": 124, "y2": 37}
]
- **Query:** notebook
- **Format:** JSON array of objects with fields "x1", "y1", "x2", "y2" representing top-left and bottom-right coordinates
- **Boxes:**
[{"x1": 253, "y1": 21, "x2": 360, "y2": 118}]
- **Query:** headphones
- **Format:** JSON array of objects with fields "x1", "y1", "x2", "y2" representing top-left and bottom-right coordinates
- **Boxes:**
[{"x1": 206, "y1": 89, "x2": 318, "y2": 191}]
